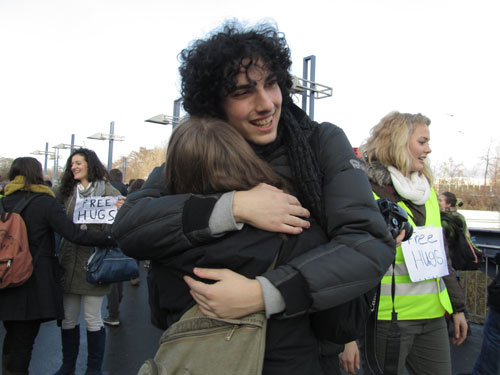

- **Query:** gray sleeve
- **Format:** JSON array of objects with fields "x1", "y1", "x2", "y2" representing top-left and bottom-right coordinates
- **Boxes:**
[
  {"x1": 208, "y1": 191, "x2": 244, "y2": 235},
  {"x1": 256, "y1": 276, "x2": 286, "y2": 318}
]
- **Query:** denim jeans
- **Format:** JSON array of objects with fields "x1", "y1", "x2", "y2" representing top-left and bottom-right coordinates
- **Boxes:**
[{"x1": 473, "y1": 308, "x2": 500, "y2": 375}]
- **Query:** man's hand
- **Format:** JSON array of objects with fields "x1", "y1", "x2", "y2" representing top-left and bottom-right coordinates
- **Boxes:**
[
  {"x1": 233, "y1": 183, "x2": 311, "y2": 235},
  {"x1": 184, "y1": 268, "x2": 265, "y2": 319},
  {"x1": 452, "y1": 312, "x2": 468, "y2": 346},
  {"x1": 339, "y1": 341, "x2": 360, "y2": 374}
]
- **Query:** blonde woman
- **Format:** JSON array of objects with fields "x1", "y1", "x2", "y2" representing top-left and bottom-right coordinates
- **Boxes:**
[{"x1": 341, "y1": 112, "x2": 467, "y2": 375}]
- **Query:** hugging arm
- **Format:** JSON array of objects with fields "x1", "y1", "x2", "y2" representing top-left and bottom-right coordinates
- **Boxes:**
[
  {"x1": 112, "y1": 165, "x2": 311, "y2": 262},
  {"x1": 112, "y1": 165, "x2": 218, "y2": 260},
  {"x1": 262, "y1": 124, "x2": 395, "y2": 316},
  {"x1": 187, "y1": 124, "x2": 396, "y2": 319}
]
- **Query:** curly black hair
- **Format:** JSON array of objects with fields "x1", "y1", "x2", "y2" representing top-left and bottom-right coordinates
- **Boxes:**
[
  {"x1": 59, "y1": 148, "x2": 109, "y2": 198},
  {"x1": 178, "y1": 20, "x2": 293, "y2": 118}
]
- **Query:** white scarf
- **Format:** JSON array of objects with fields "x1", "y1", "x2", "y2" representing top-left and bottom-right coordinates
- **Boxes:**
[
  {"x1": 387, "y1": 166, "x2": 430, "y2": 205},
  {"x1": 76, "y1": 180, "x2": 106, "y2": 198}
]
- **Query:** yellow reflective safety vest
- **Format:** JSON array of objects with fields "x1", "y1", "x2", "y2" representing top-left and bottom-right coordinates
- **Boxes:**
[{"x1": 375, "y1": 189, "x2": 453, "y2": 320}]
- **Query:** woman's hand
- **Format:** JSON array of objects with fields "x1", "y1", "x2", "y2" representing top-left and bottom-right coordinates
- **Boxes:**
[
  {"x1": 395, "y1": 229, "x2": 406, "y2": 247},
  {"x1": 339, "y1": 341, "x2": 360, "y2": 374},
  {"x1": 184, "y1": 268, "x2": 265, "y2": 319},
  {"x1": 451, "y1": 312, "x2": 468, "y2": 346},
  {"x1": 233, "y1": 183, "x2": 310, "y2": 235},
  {"x1": 115, "y1": 196, "x2": 126, "y2": 209}
]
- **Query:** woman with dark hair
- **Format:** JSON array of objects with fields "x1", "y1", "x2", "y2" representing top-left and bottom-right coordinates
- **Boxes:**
[
  {"x1": 439, "y1": 191, "x2": 481, "y2": 270},
  {"x1": 54, "y1": 148, "x2": 120, "y2": 375},
  {"x1": 0, "y1": 157, "x2": 114, "y2": 375}
]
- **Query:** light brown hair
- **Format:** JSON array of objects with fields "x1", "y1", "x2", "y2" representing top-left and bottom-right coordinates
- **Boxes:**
[{"x1": 165, "y1": 117, "x2": 287, "y2": 194}]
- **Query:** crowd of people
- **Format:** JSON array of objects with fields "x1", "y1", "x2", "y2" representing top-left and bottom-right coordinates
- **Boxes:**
[{"x1": 0, "y1": 19, "x2": 496, "y2": 375}]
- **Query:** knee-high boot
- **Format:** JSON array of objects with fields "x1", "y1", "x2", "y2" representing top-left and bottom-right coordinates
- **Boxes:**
[
  {"x1": 54, "y1": 325, "x2": 80, "y2": 375},
  {"x1": 85, "y1": 327, "x2": 105, "y2": 375}
]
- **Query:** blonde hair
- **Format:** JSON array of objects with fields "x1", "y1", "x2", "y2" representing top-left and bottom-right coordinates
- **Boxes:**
[{"x1": 359, "y1": 111, "x2": 433, "y2": 183}]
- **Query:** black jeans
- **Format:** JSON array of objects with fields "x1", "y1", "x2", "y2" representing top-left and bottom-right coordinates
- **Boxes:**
[{"x1": 2, "y1": 320, "x2": 43, "y2": 373}]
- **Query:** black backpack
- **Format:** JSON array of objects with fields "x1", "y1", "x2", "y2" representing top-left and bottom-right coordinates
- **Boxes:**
[{"x1": 441, "y1": 212, "x2": 483, "y2": 271}]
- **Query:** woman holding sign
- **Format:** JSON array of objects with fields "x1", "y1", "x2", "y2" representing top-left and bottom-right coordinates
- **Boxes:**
[
  {"x1": 54, "y1": 148, "x2": 120, "y2": 375},
  {"x1": 343, "y1": 112, "x2": 467, "y2": 375}
]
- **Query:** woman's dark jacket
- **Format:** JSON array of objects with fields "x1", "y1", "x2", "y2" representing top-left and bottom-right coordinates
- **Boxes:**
[
  {"x1": 113, "y1": 104, "x2": 395, "y2": 318},
  {"x1": 0, "y1": 191, "x2": 114, "y2": 321},
  {"x1": 156, "y1": 221, "x2": 328, "y2": 374}
]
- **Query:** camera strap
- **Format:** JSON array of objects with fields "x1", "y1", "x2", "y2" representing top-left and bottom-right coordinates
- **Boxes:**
[
  {"x1": 363, "y1": 284, "x2": 383, "y2": 375},
  {"x1": 383, "y1": 260, "x2": 400, "y2": 375}
]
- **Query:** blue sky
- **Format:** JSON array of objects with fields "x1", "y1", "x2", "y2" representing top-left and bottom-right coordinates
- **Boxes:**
[{"x1": 1, "y1": 0, "x2": 498, "y2": 176}]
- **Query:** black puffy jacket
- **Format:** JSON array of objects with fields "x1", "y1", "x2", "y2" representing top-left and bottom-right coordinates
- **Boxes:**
[{"x1": 113, "y1": 104, "x2": 395, "y2": 318}]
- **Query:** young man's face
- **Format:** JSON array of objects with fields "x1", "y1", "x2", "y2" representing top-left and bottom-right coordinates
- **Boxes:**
[{"x1": 222, "y1": 60, "x2": 282, "y2": 145}]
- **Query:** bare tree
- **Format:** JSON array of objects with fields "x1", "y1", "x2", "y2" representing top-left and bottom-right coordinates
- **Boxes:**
[
  {"x1": 479, "y1": 140, "x2": 496, "y2": 186},
  {"x1": 114, "y1": 146, "x2": 167, "y2": 183},
  {"x1": 434, "y1": 157, "x2": 465, "y2": 181},
  {"x1": 0, "y1": 157, "x2": 14, "y2": 182}
]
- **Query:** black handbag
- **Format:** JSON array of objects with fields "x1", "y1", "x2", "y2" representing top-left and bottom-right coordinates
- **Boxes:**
[{"x1": 86, "y1": 246, "x2": 139, "y2": 284}]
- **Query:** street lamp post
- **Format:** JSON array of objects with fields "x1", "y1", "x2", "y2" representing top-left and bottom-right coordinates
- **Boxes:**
[
  {"x1": 87, "y1": 121, "x2": 125, "y2": 170},
  {"x1": 53, "y1": 141, "x2": 84, "y2": 183},
  {"x1": 31, "y1": 144, "x2": 54, "y2": 176},
  {"x1": 291, "y1": 55, "x2": 333, "y2": 121},
  {"x1": 145, "y1": 98, "x2": 183, "y2": 129}
]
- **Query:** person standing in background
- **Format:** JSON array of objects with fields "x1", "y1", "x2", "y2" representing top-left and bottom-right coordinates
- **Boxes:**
[
  {"x1": 54, "y1": 149, "x2": 120, "y2": 375},
  {"x1": 103, "y1": 169, "x2": 128, "y2": 326},
  {"x1": 0, "y1": 157, "x2": 115, "y2": 375},
  {"x1": 342, "y1": 111, "x2": 468, "y2": 375}
]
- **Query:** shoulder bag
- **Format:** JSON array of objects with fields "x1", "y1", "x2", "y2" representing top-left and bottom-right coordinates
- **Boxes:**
[
  {"x1": 86, "y1": 246, "x2": 139, "y2": 285},
  {"x1": 136, "y1": 251, "x2": 280, "y2": 375}
]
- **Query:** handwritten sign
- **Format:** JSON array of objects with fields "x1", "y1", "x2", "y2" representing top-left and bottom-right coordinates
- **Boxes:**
[
  {"x1": 73, "y1": 196, "x2": 119, "y2": 224},
  {"x1": 401, "y1": 226, "x2": 449, "y2": 282}
]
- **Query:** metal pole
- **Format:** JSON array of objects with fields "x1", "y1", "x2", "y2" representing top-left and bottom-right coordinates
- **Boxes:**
[
  {"x1": 44, "y1": 142, "x2": 49, "y2": 176},
  {"x1": 56, "y1": 148, "x2": 60, "y2": 184},
  {"x1": 122, "y1": 157, "x2": 127, "y2": 183},
  {"x1": 302, "y1": 56, "x2": 316, "y2": 120},
  {"x1": 71, "y1": 134, "x2": 75, "y2": 152},
  {"x1": 52, "y1": 151, "x2": 57, "y2": 186},
  {"x1": 173, "y1": 98, "x2": 182, "y2": 128},
  {"x1": 108, "y1": 121, "x2": 114, "y2": 170},
  {"x1": 308, "y1": 56, "x2": 316, "y2": 120}
]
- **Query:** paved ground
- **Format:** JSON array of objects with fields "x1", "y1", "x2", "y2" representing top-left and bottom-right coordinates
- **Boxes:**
[
  {"x1": 0, "y1": 265, "x2": 486, "y2": 374},
  {"x1": 0, "y1": 265, "x2": 162, "y2": 375}
]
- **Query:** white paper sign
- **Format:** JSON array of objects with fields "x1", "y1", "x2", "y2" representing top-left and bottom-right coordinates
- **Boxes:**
[
  {"x1": 73, "y1": 196, "x2": 119, "y2": 224},
  {"x1": 401, "y1": 226, "x2": 449, "y2": 282}
]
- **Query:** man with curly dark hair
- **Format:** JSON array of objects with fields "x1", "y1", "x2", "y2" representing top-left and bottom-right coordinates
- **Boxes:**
[
  {"x1": 179, "y1": 21, "x2": 294, "y2": 120},
  {"x1": 113, "y1": 20, "x2": 395, "y2": 374}
]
